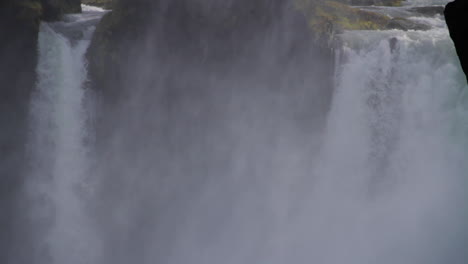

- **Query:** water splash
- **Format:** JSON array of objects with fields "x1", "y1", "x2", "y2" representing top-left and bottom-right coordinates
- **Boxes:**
[{"x1": 26, "y1": 8, "x2": 105, "y2": 264}]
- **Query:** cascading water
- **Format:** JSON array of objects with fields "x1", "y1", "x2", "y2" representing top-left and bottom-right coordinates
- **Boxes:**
[
  {"x1": 305, "y1": 15, "x2": 468, "y2": 263},
  {"x1": 19, "y1": 2, "x2": 468, "y2": 264},
  {"x1": 26, "y1": 5, "x2": 105, "y2": 264}
]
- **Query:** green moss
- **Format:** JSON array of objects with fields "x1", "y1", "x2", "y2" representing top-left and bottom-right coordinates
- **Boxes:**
[
  {"x1": 295, "y1": 0, "x2": 391, "y2": 42},
  {"x1": 15, "y1": 0, "x2": 42, "y2": 27},
  {"x1": 387, "y1": 0, "x2": 402, "y2": 7},
  {"x1": 310, "y1": 1, "x2": 388, "y2": 28},
  {"x1": 82, "y1": 0, "x2": 113, "y2": 9},
  {"x1": 295, "y1": 0, "x2": 428, "y2": 43},
  {"x1": 350, "y1": 0, "x2": 403, "y2": 6},
  {"x1": 18, "y1": 0, "x2": 42, "y2": 11}
]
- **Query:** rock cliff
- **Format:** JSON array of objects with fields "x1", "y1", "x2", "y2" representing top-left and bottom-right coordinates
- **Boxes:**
[
  {"x1": 40, "y1": 0, "x2": 82, "y2": 21},
  {"x1": 87, "y1": 0, "x2": 334, "y2": 101},
  {"x1": 0, "y1": 1, "x2": 40, "y2": 262},
  {"x1": 445, "y1": 0, "x2": 468, "y2": 82}
]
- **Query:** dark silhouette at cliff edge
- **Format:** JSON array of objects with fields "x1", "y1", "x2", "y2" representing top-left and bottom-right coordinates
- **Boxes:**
[{"x1": 445, "y1": 0, "x2": 468, "y2": 82}]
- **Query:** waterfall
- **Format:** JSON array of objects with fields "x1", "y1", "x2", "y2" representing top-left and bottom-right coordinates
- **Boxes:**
[
  {"x1": 17, "y1": 2, "x2": 468, "y2": 264},
  {"x1": 307, "y1": 22, "x2": 468, "y2": 263},
  {"x1": 26, "y1": 6, "x2": 105, "y2": 264},
  {"x1": 142, "y1": 9, "x2": 468, "y2": 264},
  {"x1": 405, "y1": 0, "x2": 450, "y2": 5}
]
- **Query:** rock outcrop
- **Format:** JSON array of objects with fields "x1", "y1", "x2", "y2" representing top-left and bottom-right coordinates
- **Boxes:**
[
  {"x1": 40, "y1": 0, "x2": 82, "y2": 21},
  {"x1": 87, "y1": 0, "x2": 334, "y2": 99},
  {"x1": 410, "y1": 6, "x2": 444, "y2": 17},
  {"x1": 87, "y1": 0, "x2": 436, "y2": 103},
  {"x1": 349, "y1": 0, "x2": 402, "y2": 5},
  {"x1": 0, "y1": 1, "x2": 41, "y2": 263},
  {"x1": 82, "y1": 0, "x2": 113, "y2": 9},
  {"x1": 445, "y1": 0, "x2": 468, "y2": 82},
  {"x1": 300, "y1": 0, "x2": 430, "y2": 36}
]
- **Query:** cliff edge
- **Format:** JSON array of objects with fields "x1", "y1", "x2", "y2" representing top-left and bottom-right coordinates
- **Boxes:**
[{"x1": 445, "y1": 0, "x2": 468, "y2": 82}]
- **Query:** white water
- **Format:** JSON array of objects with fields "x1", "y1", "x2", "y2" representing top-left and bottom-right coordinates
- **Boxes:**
[
  {"x1": 304, "y1": 25, "x2": 468, "y2": 263},
  {"x1": 23, "y1": 3, "x2": 468, "y2": 264},
  {"x1": 405, "y1": 0, "x2": 451, "y2": 6},
  {"x1": 27, "y1": 6, "x2": 105, "y2": 264}
]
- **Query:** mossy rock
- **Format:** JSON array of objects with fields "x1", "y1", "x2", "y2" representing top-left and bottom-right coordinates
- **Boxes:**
[
  {"x1": 296, "y1": 0, "x2": 430, "y2": 43},
  {"x1": 349, "y1": 0, "x2": 403, "y2": 6},
  {"x1": 0, "y1": 0, "x2": 43, "y2": 29},
  {"x1": 5, "y1": 0, "x2": 81, "y2": 22},
  {"x1": 16, "y1": 0, "x2": 43, "y2": 25},
  {"x1": 40, "y1": 0, "x2": 82, "y2": 21},
  {"x1": 82, "y1": 0, "x2": 114, "y2": 9},
  {"x1": 409, "y1": 6, "x2": 445, "y2": 17},
  {"x1": 296, "y1": 0, "x2": 390, "y2": 42},
  {"x1": 387, "y1": 17, "x2": 430, "y2": 31}
]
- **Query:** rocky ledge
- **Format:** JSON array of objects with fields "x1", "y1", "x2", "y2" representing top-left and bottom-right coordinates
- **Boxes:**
[
  {"x1": 82, "y1": 0, "x2": 113, "y2": 9},
  {"x1": 299, "y1": 0, "x2": 435, "y2": 43}
]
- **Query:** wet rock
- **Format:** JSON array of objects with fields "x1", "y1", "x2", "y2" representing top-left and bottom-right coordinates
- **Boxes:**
[
  {"x1": 303, "y1": 0, "x2": 392, "y2": 37},
  {"x1": 409, "y1": 6, "x2": 445, "y2": 17},
  {"x1": 0, "y1": 1, "x2": 40, "y2": 262},
  {"x1": 386, "y1": 17, "x2": 431, "y2": 31},
  {"x1": 87, "y1": 0, "x2": 321, "y2": 91},
  {"x1": 82, "y1": 0, "x2": 113, "y2": 9},
  {"x1": 349, "y1": 0, "x2": 402, "y2": 6},
  {"x1": 40, "y1": 0, "x2": 82, "y2": 21},
  {"x1": 303, "y1": 0, "x2": 430, "y2": 35}
]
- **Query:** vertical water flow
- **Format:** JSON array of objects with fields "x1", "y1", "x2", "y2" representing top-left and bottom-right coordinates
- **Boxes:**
[
  {"x1": 28, "y1": 6, "x2": 104, "y2": 264},
  {"x1": 306, "y1": 21, "x2": 468, "y2": 263}
]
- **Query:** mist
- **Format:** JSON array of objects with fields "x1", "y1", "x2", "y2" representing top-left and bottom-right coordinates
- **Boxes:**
[
  {"x1": 89, "y1": 2, "x2": 333, "y2": 263},
  {"x1": 1, "y1": 0, "x2": 467, "y2": 264}
]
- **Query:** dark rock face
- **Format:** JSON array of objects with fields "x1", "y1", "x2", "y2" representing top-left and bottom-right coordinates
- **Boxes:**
[
  {"x1": 82, "y1": 0, "x2": 113, "y2": 9},
  {"x1": 445, "y1": 0, "x2": 468, "y2": 82},
  {"x1": 88, "y1": 0, "x2": 333, "y2": 97},
  {"x1": 87, "y1": 0, "x2": 335, "y2": 135},
  {"x1": 409, "y1": 6, "x2": 445, "y2": 17},
  {"x1": 88, "y1": 0, "x2": 335, "y2": 135},
  {"x1": 0, "y1": 1, "x2": 40, "y2": 263},
  {"x1": 387, "y1": 17, "x2": 430, "y2": 31},
  {"x1": 40, "y1": 0, "x2": 82, "y2": 21}
]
